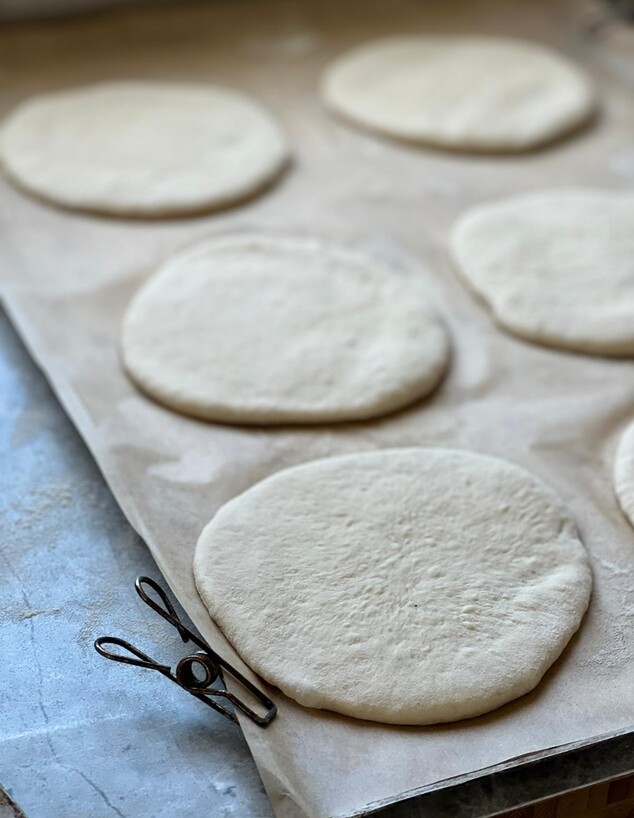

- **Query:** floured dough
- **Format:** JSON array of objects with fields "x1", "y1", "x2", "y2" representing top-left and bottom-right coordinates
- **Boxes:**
[
  {"x1": 194, "y1": 447, "x2": 592, "y2": 724},
  {"x1": 451, "y1": 190, "x2": 634, "y2": 355},
  {"x1": 0, "y1": 81, "x2": 290, "y2": 216},
  {"x1": 322, "y1": 36, "x2": 595, "y2": 152},
  {"x1": 121, "y1": 235, "x2": 449, "y2": 424},
  {"x1": 615, "y1": 422, "x2": 634, "y2": 529}
]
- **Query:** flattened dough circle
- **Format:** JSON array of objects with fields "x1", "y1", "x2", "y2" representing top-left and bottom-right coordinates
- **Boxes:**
[
  {"x1": 194, "y1": 448, "x2": 592, "y2": 724},
  {"x1": 451, "y1": 190, "x2": 634, "y2": 355},
  {"x1": 615, "y1": 422, "x2": 634, "y2": 529},
  {"x1": 0, "y1": 81, "x2": 290, "y2": 216},
  {"x1": 121, "y1": 235, "x2": 450, "y2": 424},
  {"x1": 322, "y1": 36, "x2": 595, "y2": 152}
]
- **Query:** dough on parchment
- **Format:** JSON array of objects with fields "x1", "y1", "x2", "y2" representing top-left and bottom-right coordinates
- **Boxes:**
[
  {"x1": 121, "y1": 234, "x2": 450, "y2": 425},
  {"x1": 615, "y1": 422, "x2": 634, "y2": 529},
  {"x1": 321, "y1": 36, "x2": 595, "y2": 152},
  {"x1": 194, "y1": 448, "x2": 592, "y2": 725},
  {"x1": 0, "y1": 81, "x2": 290, "y2": 217},
  {"x1": 451, "y1": 190, "x2": 634, "y2": 356}
]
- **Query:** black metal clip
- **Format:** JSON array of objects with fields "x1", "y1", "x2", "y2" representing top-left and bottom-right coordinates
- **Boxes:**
[{"x1": 94, "y1": 576, "x2": 277, "y2": 727}]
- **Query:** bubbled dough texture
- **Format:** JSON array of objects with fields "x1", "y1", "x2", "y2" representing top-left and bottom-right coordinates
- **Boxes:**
[
  {"x1": 194, "y1": 448, "x2": 592, "y2": 725},
  {"x1": 451, "y1": 190, "x2": 634, "y2": 355},
  {"x1": 121, "y1": 235, "x2": 450, "y2": 424},
  {"x1": 615, "y1": 422, "x2": 634, "y2": 529},
  {"x1": 322, "y1": 36, "x2": 595, "y2": 151},
  {"x1": 0, "y1": 81, "x2": 290, "y2": 216}
]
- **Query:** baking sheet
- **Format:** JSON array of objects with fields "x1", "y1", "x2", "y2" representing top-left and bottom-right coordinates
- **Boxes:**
[{"x1": 0, "y1": 1, "x2": 633, "y2": 817}]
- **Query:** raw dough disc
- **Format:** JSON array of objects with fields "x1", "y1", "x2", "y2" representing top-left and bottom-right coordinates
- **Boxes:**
[
  {"x1": 194, "y1": 447, "x2": 592, "y2": 725},
  {"x1": 451, "y1": 190, "x2": 634, "y2": 355},
  {"x1": 321, "y1": 36, "x2": 595, "y2": 152},
  {"x1": 615, "y1": 422, "x2": 634, "y2": 528},
  {"x1": 0, "y1": 81, "x2": 290, "y2": 216},
  {"x1": 121, "y1": 234, "x2": 450, "y2": 424}
]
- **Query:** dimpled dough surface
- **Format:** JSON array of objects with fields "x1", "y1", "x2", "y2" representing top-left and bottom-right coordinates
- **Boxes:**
[
  {"x1": 321, "y1": 36, "x2": 595, "y2": 152},
  {"x1": 451, "y1": 190, "x2": 634, "y2": 355},
  {"x1": 121, "y1": 235, "x2": 450, "y2": 424},
  {"x1": 615, "y1": 422, "x2": 634, "y2": 529},
  {"x1": 194, "y1": 448, "x2": 592, "y2": 725},
  {"x1": 0, "y1": 81, "x2": 290, "y2": 216}
]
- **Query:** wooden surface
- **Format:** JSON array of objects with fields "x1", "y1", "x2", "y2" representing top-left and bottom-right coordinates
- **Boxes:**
[{"x1": 498, "y1": 773, "x2": 634, "y2": 818}]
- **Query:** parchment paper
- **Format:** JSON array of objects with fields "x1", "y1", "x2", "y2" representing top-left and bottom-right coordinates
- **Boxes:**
[{"x1": 1, "y1": 1, "x2": 633, "y2": 817}]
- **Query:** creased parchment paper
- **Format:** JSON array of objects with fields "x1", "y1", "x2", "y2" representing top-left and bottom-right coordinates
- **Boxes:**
[{"x1": 0, "y1": 1, "x2": 633, "y2": 816}]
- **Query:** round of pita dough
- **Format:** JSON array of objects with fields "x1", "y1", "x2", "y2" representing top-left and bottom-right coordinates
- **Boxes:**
[
  {"x1": 322, "y1": 36, "x2": 595, "y2": 152},
  {"x1": 451, "y1": 190, "x2": 634, "y2": 355},
  {"x1": 121, "y1": 235, "x2": 450, "y2": 424},
  {"x1": 194, "y1": 448, "x2": 592, "y2": 725},
  {"x1": 615, "y1": 422, "x2": 634, "y2": 528},
  {"x1": 0, "y1": 82, "x2": 290, "y2": 216}
]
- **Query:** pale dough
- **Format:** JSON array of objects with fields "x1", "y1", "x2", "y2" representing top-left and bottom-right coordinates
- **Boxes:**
[
  {"x1": 322, "y1": 36, "x2": 595, "y2": 152},
  {"x1": 615, "y1": 422, "x2": 634, "y2": 529},
  {"x1": 0, "y1": 81, "x2": 290, "y2": 216},
  {"x1": 121, "y1": 234, "x2": 449, "y2": 424},
  {"x1": 194, "y1": 448, "x2": 592, "y2": 725},
  {"x1": 451, "y1": 190, "x2": 634, "y2": 356}
]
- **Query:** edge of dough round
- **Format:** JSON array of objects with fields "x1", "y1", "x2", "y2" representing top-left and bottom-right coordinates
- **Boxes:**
[
  {"x1": 194, "y1": 447, "x2": 592, "y2": 724},
  {"x1": 615, "y1": 422, "x2": 634, "y2": 528}
]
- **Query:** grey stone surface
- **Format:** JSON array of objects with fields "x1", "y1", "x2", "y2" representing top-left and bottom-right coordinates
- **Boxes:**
[{"x1": 0, "y1": 309, "x2": 273, "y2": 818}]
